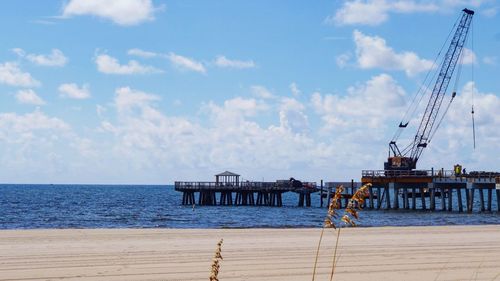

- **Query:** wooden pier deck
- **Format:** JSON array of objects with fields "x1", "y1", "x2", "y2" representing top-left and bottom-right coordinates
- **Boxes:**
[{"x1": 174, "y1": 181, "x2": 319, "y2": 207}]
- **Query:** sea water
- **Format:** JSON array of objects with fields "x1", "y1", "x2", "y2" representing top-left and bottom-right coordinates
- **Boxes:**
[{"x1": 0, "y1": 184, "x2": 498, "y2": 229}]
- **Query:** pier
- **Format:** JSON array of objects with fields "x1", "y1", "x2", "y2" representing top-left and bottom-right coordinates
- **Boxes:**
[
  {"x1": 174, "y1": 170, "x2": 500, "y2": 213},
  {"x1": 359, "y1": 170, "x2": 500, "y2": 212},
  {"x1": 175, "y1": 171, "x2": 318, "y2": 207}
]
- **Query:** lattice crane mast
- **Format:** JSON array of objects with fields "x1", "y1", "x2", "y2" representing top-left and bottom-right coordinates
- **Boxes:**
[{"x1": 385, "y1": 8, "x2": 474, "y2": 170}]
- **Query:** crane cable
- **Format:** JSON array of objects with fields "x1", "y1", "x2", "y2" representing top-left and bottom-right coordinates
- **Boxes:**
[
  {"x1": 429, "y1": 17, "x2": 473, "y2": 144},
  {"x1": 390, "y1": 17, "x2": 460, "y2": 143},
  {"x1": 429, "y1": 17, "x2": 476, "y2": 147},
  {"x1": 471, "y1": 19, "x2": 476, "y2": 149}
]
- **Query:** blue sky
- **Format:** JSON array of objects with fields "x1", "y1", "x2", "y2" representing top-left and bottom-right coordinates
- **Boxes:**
[{"x1": 0, "y1": 0, "x2": 498, "y2": 184}]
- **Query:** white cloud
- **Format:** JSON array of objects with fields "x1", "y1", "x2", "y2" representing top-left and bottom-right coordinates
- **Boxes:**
[
  {"x1": 311, "y1": 73, "x2": 407, "y2": 130},
  {"x1": 31, "y1": 20, "x2": 57, "y2": 25},
  {"x1": 96, "y1": 105, "x2": 107, "y2": 118},
  {"x1": 62, "y1": 0, "x2": 160, "y2": 26},
  {"x1": 126, "y1": 51, "x2": 254, "y2": 72},
  {"x1": 114, "y1": 87, "x2": 160, "y2": 113},
  {"x1": 328, "y1": 1, "x2": 494, "y2": 26},
  {"x1": 353, "y1": 30, "x2": 434, "y2": 76},
  {"x1": 1, "y1": 78, "x2": 497, "y2": 183},
  {"x1": 0, "y1": 110, "x2": 69, "y2": 138},
  {"x1": 95, "y1": 54, "x2": 162, "y2": 74},
  {"x1": 0, "y1": 110, "x2": 101, "y2": 183},
  {"x1": 11, "y1": 48, "x2": 25, "y2": 57},
  {"x1": 251, "y1": 85, "x2": 274, "y2": 99},
  {"x1": 206, "y1": 97, "x2": 269, "y2": 127},
  {"x1": 482, "y1": 56, "x2": 497, "y2": 65},
  {"x1": 289, "y1": 82, "x2": 301, "y2": 97},
  {"x1": 98, "y1": 88, "x2": 331, "y2": 181},
  {"x1": 214, "y1": 55, "x2": 256, "y2": 69},
  {"x1": 15, "y1": 89, "x2": 46, "y2": 105},
  {"x1": 327, "y1": 0, "x2": 438, "y2": 26},
  {"x1": 421, "y1": 81, "x2": 500, "y2": 170},
  {"x1": 461, "y1": 48, "x2": 476, "y2": 65},
  {"x1": 336, "y1": 52, "x2": 352, "y2": 68},
  {"x1": 447, "y1": 82, "x2": 500, "y2": 128},
  {"x1": 127, "y1": 48, "x2": 159, "y2": 58},
  {"x1": 0, "y1": 62, "x2": 40, "y2": 87},
  {"x1": 167, "y1": 52, "x2": 206, "y2": 73},
  {"x1": 13, "y1": 48, "x2": 68, "y2": 67},
  {"x1": 328, "y1": 0, "x2": 493, "y2": 26},
  {"x1": 481, "y1": 7, "x2": 497, "y2": 17},
  {"x1": 58, "y1": 83, "x2": 91, "y2": 99},
  {"x1": 279, "y1": 98, "x2": 309, "y2": 134}
]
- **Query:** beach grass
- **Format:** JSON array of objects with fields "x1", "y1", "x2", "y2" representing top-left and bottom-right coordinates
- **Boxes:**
[
  {"x1": 312, "y1": 183, "x2": 371, "y2": 281},
  {"x1": 209, "y1": 239, "x2": 223, "y2": 281}
]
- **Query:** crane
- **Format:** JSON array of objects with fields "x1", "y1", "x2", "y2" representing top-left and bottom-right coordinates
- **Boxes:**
[{"x1": 385, "y1": 8, "x2": 474, "y2": 171}]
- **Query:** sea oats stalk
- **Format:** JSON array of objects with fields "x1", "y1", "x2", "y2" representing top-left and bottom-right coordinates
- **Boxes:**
[
  {"x1": 312, "y1": 185, "x2": 344, "y2": 281},
  {"x1": 312, "y1": 183, "x2": 371, "y2": 281},
  {"x1": 329, "y1": 183, "x2": 371, "y2": 281},
  {"x1": 209, "y1": 239, "x2": 223, "y2": 281}
]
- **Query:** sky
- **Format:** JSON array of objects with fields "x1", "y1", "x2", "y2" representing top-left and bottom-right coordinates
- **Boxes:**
[{"x1": 0, "y1": 0, "x2": 498, "y2": 184}]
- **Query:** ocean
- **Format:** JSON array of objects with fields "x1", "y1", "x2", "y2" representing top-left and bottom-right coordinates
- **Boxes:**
[{"x1": 0, "y1": 184, "x2": 498, "y2": 229}]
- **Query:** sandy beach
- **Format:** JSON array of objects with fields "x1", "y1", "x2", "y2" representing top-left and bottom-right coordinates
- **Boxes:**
[{"x1": 1, "y1": 225, "x2": 499, "y2": 281}]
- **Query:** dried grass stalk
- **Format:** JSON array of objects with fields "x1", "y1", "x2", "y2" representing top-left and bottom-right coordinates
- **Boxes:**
[
  {"x1": 324, "y1": 185, "x2": 345, "y2": 229},
  {"x1": 312, "y1": 186, "x2": 344, "y2": 281},
  {"x1": 209, "y1": 239, "x2": 223, "y2": 281},
  {"x1": 313, "y1": 184, "x2": 372, "y2": 281},
  {"x1": 342, "y1": 183, "x2": 371, "y2": 227},
  {"x1": 329, "y1": 183, "x2": 371, "y2": 281}
]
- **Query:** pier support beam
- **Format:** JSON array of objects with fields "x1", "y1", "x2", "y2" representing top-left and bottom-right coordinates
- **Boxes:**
[
  {"x1": 412, "y1": 188, "x2": 416, "y2": 210},
  {"x1": 466, "y1": 183, "x2": 474, "y2": 213},
  {"x1": 182, "y1": 191, "x2": 196, "y2": 205},
  {"x1": 441, "y1": 187, "x2": 446, "y2": 211},
  {"x1": 429, "y1": 183, "x2": 435, "y2": 211},
  {"x1": 368, "y1": 186, "x2": 374, "y2": 209},
  {"x1": 320, "y1": 180, "x2": 324, "y2": 207},
  {"x1": 385, "y1": 186, "x2": 391, "y2": 210},
  {"x1": 447, "y1": 188, "x2": 453, "y2": 212},
  {"x1": 419, "y1": 187, "x2": 426, "y2": 210},
  {"x1": 457, "y1": 188, "x2": 463, "y2": 212},
  {"x1": 377, "y1": 187, "x2": 382, "y2": 210},
  {"x1": 390, "y1": 183, "x2": 399, "y2": 210},
  {"x1": 403, "y1": 188, "x2": 409, "y2": 209},
  {"x1": 479, "y1": 188, "x2": 485, "y2": 212},
  {"x1": 487, "y1": 188, "x2": 492, "y2": 212},
  {"x1": 298, "y1": 192, "x2": 311, "y2": 207},
  {"x1": 256, "y1": 192, "x2": 269, "y2": 206},
  {"x1": 497, "y1": 189, "x2": 500, "y2": 212},
  {"x1": 219, "y1": 191, "x2": 233, "y2": 205}
]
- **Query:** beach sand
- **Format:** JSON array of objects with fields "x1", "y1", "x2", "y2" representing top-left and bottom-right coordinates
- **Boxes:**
[{"x1": 1, "y1": 225, "x2": 499, "y2": 281}]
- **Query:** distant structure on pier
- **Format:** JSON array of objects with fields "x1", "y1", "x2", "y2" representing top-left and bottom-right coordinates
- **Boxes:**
[{"x1": 215, "y1": 171, "x2": 240, "y2": 186}]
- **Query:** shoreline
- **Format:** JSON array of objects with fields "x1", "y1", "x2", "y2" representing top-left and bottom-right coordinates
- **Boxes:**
[
  {"x1": 1, "y1": 225, "x2": 499, "y2": 280},
  {"x1": 3, "y1": 221, "x2": 500, "y2": 230}
]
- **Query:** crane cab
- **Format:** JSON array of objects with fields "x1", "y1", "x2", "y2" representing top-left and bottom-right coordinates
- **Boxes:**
[{"x1": 384, "y1": 156, "x2": 416, "y2": 171}]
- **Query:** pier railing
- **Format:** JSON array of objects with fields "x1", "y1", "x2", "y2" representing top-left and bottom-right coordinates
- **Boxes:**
[
  {"x1": 362, "y1": 170, "x2": 500, "y2": 180},
  {"x1": 174, "y1": 181, "x2": 318, "y2": 192},
  {"x1": 362, "y1": 170, "x2": 434, "y2": 177}
]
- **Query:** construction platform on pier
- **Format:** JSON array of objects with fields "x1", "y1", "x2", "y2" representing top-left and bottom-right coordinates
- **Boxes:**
[{"x1": 360, "y1": 170, "x2": 500, "y2": 212}]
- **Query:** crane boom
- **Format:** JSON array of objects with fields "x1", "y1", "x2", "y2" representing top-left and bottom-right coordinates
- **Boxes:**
[{"x1": 385, "y1": 8, "x2": 474, "y2": 171}]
